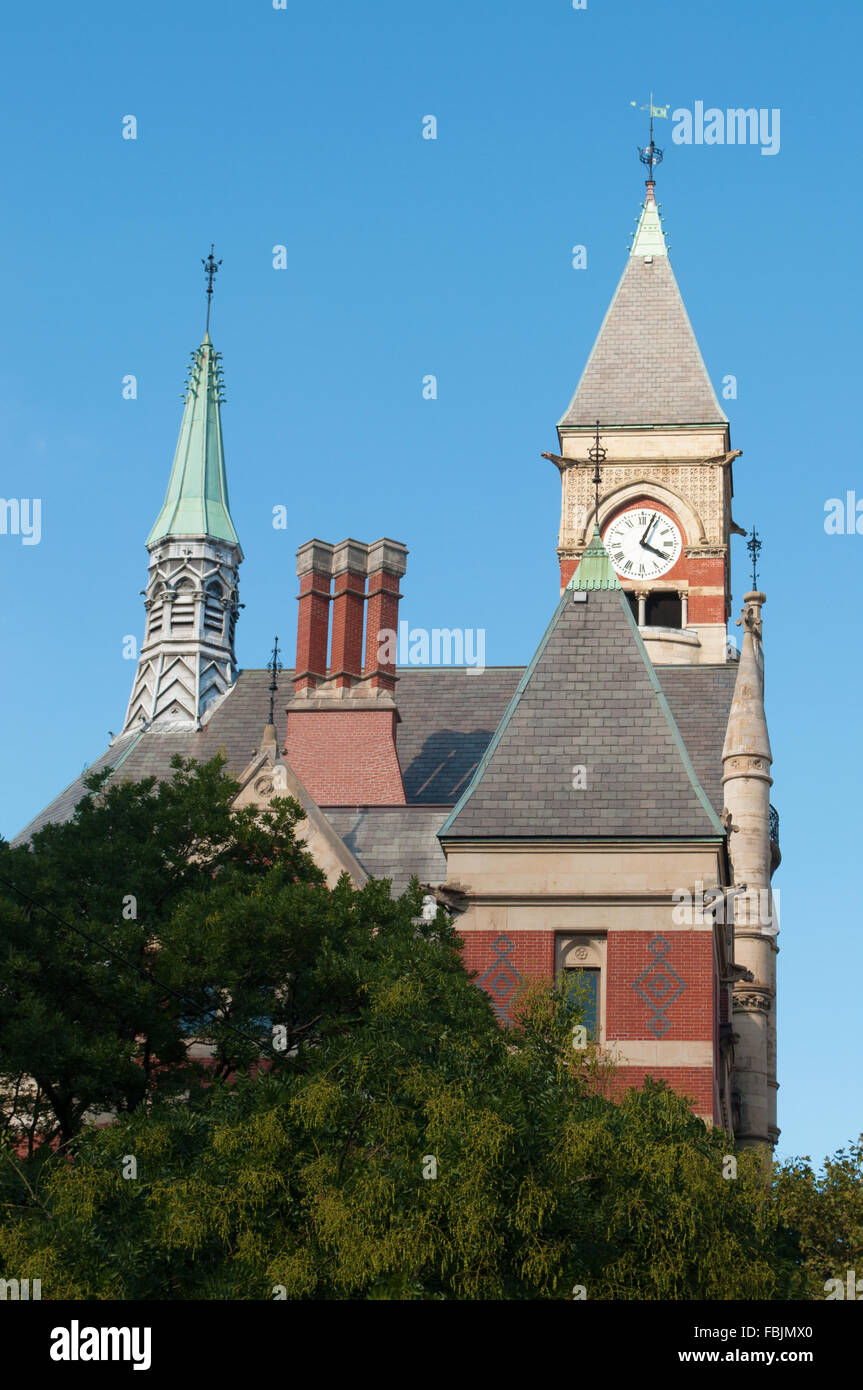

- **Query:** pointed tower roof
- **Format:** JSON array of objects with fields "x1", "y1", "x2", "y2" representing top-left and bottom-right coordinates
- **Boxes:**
[
  {"x1": 439, "y1": 529, "x2": 723, "y2": 841},
  {"x1": 567, "y1": 522, "x2": 621, "y2": 590},
  {"x1": 558, "y1": 184, "x2": 726, "y2": 429},
  {"x1": 147, "y1": 334, "x2": 240, "y2": 547},
  {"x1": 722, "y1": 592, "x2": 772, "y2": 766}
]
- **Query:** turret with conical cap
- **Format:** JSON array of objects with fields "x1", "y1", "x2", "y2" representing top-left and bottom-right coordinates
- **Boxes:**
[
  {"x1": 122, "y1": 249, "x2": 243, "y2": 732},
  {"x1": 722, "y1": 586, "x2": 779, "y2": 1150}
]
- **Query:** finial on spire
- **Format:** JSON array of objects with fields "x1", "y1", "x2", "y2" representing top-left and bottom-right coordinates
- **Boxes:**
[
  {"x1": 267, "y1": 635, "x2": 282, "y2": 726},
  {"x1": 630, "y1": 93, "x2": 668, "y2": 190},
  {"x1": 202, "y1": 243, "x2": 222, "y2": 334},
  {"x1": 746, "y1": 527, "x2": 762, "y2": 590}
]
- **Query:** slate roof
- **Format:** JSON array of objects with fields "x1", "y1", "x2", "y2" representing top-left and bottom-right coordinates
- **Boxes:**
[
  {"x1": 439, "y1": 585, "x2": 725, "y2": 841},
  {"x1": 558, "y1": 245, "x2": 727, "y2": 428},
  {"x1": 12, "y1": 659, "x2": 735, "y2": 874},
  {"x1": 323, "y1": 808, "x2": 449, "y2": 895}
]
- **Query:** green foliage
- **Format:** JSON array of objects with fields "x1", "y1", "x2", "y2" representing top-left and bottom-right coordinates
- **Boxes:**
[
  {"x1": 774, "y1": 1138, "x2": 863, "y2": 1298},
  {"x1": 0, "y1": 755, "x2": 324, "y2": 1145},
  {"x1": 1, "y1": 755, "x2": 858, "y2": 1300}
]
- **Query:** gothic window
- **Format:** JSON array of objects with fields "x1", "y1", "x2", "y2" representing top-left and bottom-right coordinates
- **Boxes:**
[{"x1": 645, "y1": 592, "x2": 682, "y2": 628}]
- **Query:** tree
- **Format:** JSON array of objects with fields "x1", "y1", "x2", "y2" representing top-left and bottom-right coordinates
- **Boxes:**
[
  {"x1": 0, "y1": 756, "x2": 831, "y2": 1300},
  {"x1": 774, "y1": 1139, "x2": 863, "y2": 1299},
  {"x1": 1, "y1": 900, "x2": 803, "y2": 1298},
  {"x1": 0, "y1": 755, "x2": 326, "y2": 1147}
]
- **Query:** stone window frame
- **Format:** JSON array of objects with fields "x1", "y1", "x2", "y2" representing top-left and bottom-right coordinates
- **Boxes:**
[{"x1": 555, "y1": 933, "x2": 607, "y2": 1044}]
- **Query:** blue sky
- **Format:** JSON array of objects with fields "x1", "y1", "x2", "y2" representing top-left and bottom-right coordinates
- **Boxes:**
[{"x1": 1, "y1": 0, "x2": 858, "y2": 1166}]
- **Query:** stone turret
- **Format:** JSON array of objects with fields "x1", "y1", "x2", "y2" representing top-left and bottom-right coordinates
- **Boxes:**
[{"x1": 722, "y1": 591, "x2": 779, "y2": 1149}]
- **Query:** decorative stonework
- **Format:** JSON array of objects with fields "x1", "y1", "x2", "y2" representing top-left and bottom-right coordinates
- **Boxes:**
[
  {"x1": 562, "y1": 464, "x2": 725, "y2": 550},
  {"x1": 123, "y1": 536, "x2": 242, "y2": 731},
  {"x1": 734, "y1": 991, "x2": 772, "y2": 1013}
]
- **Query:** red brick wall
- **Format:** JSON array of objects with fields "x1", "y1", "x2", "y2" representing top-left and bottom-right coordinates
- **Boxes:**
[
  {"x1": 606, "y1": 931, "x2": 713, "y2": 1040},
  {"x1": 609, "y1": 1065, "x2": 714, "y2": 1116},
  {"x1": 285, "y1": 709, "x2": 406, "y2": 804},
  {"x1": 686, "y1": 554, "x2": 726, "y2": 624},
  {"x1": 461, "y1": 927, "x2": 719, "y2": 1122},
  {"x1": 461, "y1": 930, "x2": 556, "y2": 984}
]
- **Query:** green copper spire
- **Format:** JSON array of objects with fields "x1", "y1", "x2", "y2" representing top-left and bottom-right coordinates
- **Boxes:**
[
  {"x1": 147, "y1": 333, "x2": 239, "y2": 546},
  {"x1": 567, "y1": 523, "x2": 621, "y2": 591},
  {"x1": 629, "y1": 185, "x2": 667, "y2": 259}
]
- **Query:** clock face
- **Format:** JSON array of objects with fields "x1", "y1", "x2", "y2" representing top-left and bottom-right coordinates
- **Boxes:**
[{"x1": 603, "y1": 507, "x2": 682, "y2": 580}]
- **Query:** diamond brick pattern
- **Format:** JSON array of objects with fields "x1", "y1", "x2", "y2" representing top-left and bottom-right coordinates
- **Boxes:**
[{"x1": 632, "y1": 934, "x2": 687, "y2": 1038}]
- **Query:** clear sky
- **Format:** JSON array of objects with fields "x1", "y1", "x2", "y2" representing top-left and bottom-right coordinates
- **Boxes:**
[{"x1": 1, "y1": 0, "x2": 858, "y2": 1166}]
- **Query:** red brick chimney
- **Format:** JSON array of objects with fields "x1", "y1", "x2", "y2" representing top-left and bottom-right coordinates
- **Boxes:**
[
  {"x1": 329, "y1": 540, "x2": 368, "y2": 689},
  {"x1": 284, "y1": 536, "x2": 408, "y2": 806},
  {"x1": 293, "y1": 540, "x2": 333, "y2": 693},
  {"x1": 364, "y1": 539, "x2": 408, "y2": 691}
]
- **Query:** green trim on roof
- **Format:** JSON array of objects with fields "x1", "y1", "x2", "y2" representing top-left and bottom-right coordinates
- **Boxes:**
[
  {"x1": 617, "y1": 591, "x2": 725, "y2": 834},
  {"x1": 567, "y1": 524, "x2": 621, "y2": 591},
  {"x1": 147, "y1": 334, "x2": 239, "y2": 547},
  {"x1": 630, "y1": 198, "x2": 667, "y2": 258}
]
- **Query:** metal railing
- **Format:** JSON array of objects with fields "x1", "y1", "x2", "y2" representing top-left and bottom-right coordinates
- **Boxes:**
[{"x1": 769, "y1": 804, "x2": 779, "y2": 846}]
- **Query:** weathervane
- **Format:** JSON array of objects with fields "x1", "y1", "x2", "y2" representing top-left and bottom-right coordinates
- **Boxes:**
[
  {"x1": 747, "y1": 528, "x2": 762, "y2": 590},
  {"x1": 267, "y1": 635, "x2": 282, "y2": 725},
  {"x1": 202, "y1": 243, "x2": 222, "y2": 333},
  {"x1": 630, "y1": 93, "x2": 668, "y2": 184},
  {"x1": 541, "y1": 418, "x2": 607, "y2": 529}
]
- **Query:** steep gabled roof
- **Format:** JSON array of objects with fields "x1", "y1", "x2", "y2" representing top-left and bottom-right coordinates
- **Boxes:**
[
  {"x1": 439, "y1": 529, "x2": 724, "y2": 841},
  {"x1": 558, "y1": 189, "x2": 726, "y2": 429}
]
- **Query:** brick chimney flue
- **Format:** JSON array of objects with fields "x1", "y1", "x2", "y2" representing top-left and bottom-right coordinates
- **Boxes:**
[
  {"x1": 329, "y1": 539, "x2": 369, "y2": 688},
  {"x1": 294, "y1": 540, "x2": 334, "y2": 693},
  {"x1": 363, "y1": 538, "x2": 408, "y2": 691}
]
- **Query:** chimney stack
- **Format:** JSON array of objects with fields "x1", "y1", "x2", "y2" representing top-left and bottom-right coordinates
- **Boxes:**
[
  {"x1": 293, "y1": 540, "x2": 333, "y2": 693},
  {"x1": 285, "y1": 535, "x2": 408, "y2": 805},
  {"x1": 364, "y1": 539, "x2": 408, "y2": 690},
  {"x1": 329, "y1": 539, "x2": 369, "y2": 689}
]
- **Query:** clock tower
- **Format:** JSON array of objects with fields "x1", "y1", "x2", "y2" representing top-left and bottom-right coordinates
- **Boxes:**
[{"x1": 553, "y1": 178, "x2": 739, "y2": 666}]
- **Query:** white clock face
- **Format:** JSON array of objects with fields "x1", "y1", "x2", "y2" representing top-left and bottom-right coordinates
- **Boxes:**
[{"x1": 603, "y1": 508, "x2": 682, "y2": 580}]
